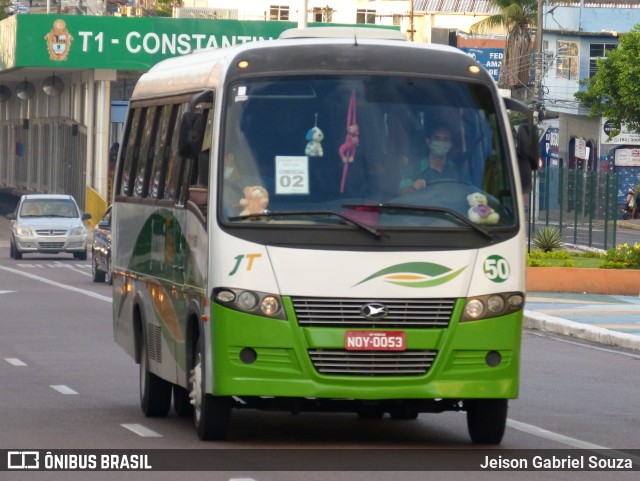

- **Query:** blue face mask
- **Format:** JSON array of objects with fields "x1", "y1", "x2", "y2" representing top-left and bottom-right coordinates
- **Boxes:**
[{"x1": 224, "y1": 167, "x2": 235, "y2": 179}]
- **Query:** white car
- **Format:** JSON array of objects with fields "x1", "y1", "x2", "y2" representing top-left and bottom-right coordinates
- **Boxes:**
[{"x1": 7, "y1": 194, "x2": 91, "y2": 260}]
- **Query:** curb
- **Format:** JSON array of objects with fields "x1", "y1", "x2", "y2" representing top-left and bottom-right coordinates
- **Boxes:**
[{"x1": 524, "y1": 310, "x2": 640, "y2": 351}]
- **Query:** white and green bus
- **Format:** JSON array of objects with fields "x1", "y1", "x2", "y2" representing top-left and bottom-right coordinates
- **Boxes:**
[{"x1": 112, "y1": 27, "x2": 538, "y2": 444}]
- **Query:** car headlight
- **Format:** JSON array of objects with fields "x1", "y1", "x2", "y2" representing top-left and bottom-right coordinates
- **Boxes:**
[
  {"x1": 16, "y1": 226, "x2": 34, "y2": 237},
  {"x1": 70, "y1": 226, "x2": 87, "y2": 236},
  {"x1": 213, "y1": 288, "x2": 286, "y2": 320},
  {"x1": 461, "y1": 292, "x2": 525, "y2": 322}
]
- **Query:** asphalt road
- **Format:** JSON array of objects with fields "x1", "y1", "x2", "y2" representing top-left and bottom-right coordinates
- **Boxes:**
[{"x1": 0, "y1": 196, "x2": 639, "y2": 480}]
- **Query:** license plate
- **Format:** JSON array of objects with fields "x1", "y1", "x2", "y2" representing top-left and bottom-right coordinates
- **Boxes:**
[{"x1": 345, "y1": 330, "x2": 406, "y2": 351}]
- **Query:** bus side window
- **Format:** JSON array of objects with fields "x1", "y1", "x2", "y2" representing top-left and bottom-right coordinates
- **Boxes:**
[
  {"x1": 119, "y1": 108, "x2": 145, "y2": 197},
  {"x1": 164, "y1": 103, "x2": 190, "y2": 201},
  {"x1": 148, "y1": 105, "x2": 178, "y2": 199}
]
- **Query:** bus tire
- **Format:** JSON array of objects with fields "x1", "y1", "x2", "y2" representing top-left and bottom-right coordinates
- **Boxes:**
[
  {"x1": 139, "y1": 330, "x2": 172, "y2": 417},
  {"x1": 191, "y1": 337, "x2": 231, "y2": 440},
  {"x1": 465, "y1": 399, "x2": 508, "y2": 444},
  {"x1": 173, "y1": 385, "x2": 194, "y2": 417}
]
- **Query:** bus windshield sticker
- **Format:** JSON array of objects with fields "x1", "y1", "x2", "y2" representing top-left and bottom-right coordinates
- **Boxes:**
[
  {"x1": 235, "y1": 86, "x2": 248, "y2": 102},
  {"x1": 483, "y1": 255, "x2": 510, "y2": 283},
  {"x1": 275, "y1": 156, "x2": 309, "y2": 195}
]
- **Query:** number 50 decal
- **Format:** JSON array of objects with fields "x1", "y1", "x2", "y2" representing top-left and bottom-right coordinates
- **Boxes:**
[{"x1": 483, "y1": 255, "x2": 510, "y2": 283}]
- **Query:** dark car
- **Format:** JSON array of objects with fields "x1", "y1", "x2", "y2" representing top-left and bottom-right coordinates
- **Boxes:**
[{"x1": 91, "y1": 206, "x2": 112, "y2": 284}]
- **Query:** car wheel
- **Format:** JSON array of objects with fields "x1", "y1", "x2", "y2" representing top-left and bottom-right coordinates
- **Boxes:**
[
  {"x1": 190, "y1": 336, "x2": 231, "y2": 440},
  {"x1": 139, "y1": 326, "x2": 172, "y2": 417},
  {"x1": 106, "y1": 256, "x2": 113, "y2": 285},
  {"x1": 92, "y1": 253, "x2": 106, "y2": 283},
  {"x1": 10, "y1": 240, "x2": 22, "y2": 260},
  {"x1": 465, "y1": 399, "x2": 508, "y2": 444},
  {"x1": 74, "y1": 250, "x2": 88, "y2": 261}
]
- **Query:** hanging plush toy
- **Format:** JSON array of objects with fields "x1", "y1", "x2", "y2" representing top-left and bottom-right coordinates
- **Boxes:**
[
  {"x1": 305, "y1": 113, "x2": 324, "y2": 157},
  {"x1": 305, "y1": 126, "x2": 324, "y2": 157},
  {"x1": 339, "y1": 90, "x2": 359, "y2": 193}
]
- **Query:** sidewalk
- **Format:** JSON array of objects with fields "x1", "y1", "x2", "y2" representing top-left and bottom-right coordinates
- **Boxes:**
[{"x1": 525, "y1": 292, "x2": 640, "y2": 351}]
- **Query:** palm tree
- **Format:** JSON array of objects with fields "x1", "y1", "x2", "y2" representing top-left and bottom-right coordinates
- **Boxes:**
[{"x1": 470, "y1": 0, "x2": 538, "y2": 89}]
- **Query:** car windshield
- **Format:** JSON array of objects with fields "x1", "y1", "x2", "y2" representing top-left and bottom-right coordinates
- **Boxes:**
[
  {"x1": 20, "y1": 199, "x2": 78, "y2": 218},
  {"x1": 220, "y1": 75, "x2": 516, "y2": 231}
]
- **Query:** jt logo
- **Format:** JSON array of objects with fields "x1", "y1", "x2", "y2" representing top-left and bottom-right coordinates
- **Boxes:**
[
  {"x1": 7, "y1": 451, "x2": 39, "y2": 469},
  {"x1": 229, "y1": 253, "x2": 262, "y2": 276}
]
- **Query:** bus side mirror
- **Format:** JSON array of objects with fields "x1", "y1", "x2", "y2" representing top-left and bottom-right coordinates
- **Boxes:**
[
  {"x1": 178, "y1": 112, "x2": 205, "y2": 158},
  {"x1": 516, "y1": 123, "x2": 540, "y2": 171},
  {"x1": 504, "y1": 98, "x2": 540, "y2": 194}
]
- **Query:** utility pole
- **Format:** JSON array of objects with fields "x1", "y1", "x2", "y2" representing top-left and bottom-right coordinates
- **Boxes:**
[
  {"x1": 299, "y1": 0, "x2": 308, "y2": 28},
  {"x1": 409, "y1": 0, "x2": 414, "y2": 41},
  {"x1": 533, "y1": 0, "x2": 544, "y2": 123}
]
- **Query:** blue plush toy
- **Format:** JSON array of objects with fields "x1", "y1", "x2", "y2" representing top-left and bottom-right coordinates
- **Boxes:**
[{"x1": 305, "y1": 126, "x2": 324, "y2": 157}]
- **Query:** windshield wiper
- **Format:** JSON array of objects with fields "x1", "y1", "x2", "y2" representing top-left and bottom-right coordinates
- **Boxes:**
[
  {"x1": 342, "y1": 203, "x2": 494, "y2": 240},
  {"x1": 228, "y1": 210, "x2": 382, "y2": 239}
]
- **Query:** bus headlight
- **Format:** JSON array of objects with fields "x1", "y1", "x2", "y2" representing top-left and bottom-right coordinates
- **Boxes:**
[
  {"x1": 261, "y1": 296, "x2": 280, "y2": 316},
  {"x1": 237, "y1": 291, "x2": 258, "y2": 310},
  {"x1": 212, "y1": 287, "x2": 286, "y2": 320},
  {"x1": 461, "y1": 292, "x2": 525, "y2": 322}
]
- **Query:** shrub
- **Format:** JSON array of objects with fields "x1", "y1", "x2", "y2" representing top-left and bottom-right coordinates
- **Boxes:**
[
  {"x1": 531, "y1": 227, "x2": 564, "y2": 252},
  {"x1": 602, "y1": 243, "x2": 640, "y2": 269}
]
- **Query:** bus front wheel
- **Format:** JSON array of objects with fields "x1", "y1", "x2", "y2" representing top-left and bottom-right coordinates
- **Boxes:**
[
  {"x1": 190, "y1": 337, "x2": 231, "y2": 440},
  {"x1": 139, "y1": 330, "x2": 172, "y2": 417},
  {"x1": 465, "y1": 399, "x2": 508, "y2": 444}
]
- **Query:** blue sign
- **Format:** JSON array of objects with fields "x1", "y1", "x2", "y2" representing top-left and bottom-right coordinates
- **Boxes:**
[
  {"x1": 460, "y1": 48, "x2": 503, "y2": 82},
  {"x1": 541, "y1": 127, "x2": 559, "y2": 167}
]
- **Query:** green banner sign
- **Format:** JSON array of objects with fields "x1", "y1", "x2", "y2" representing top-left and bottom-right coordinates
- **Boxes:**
[{"x1": 9, "y1": 14, "x2": 296, "y2": 71}]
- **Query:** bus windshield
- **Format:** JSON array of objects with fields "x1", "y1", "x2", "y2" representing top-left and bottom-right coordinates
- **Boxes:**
[{"x1": 221, "y1": 75, "x2": 516, "y2": 231}]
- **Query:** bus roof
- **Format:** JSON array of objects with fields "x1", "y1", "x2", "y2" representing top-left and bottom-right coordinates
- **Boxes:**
[
  {"x1": 278, "y1": 27, "x2": 407, "y2": 41},
  {"x1": 130, "y1": 36, "x2": 487, "y2": 101}
]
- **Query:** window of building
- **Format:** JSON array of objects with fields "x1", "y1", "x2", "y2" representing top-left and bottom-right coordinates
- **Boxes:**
[
  {"x1": 356, "y1": 9, "x2": 376, "y2": 24},
  {"x1": 556, "y1": 41, "x2": 579, "y2": 80},
  {"x1": 589, "y1": 43, "x2": 616, "y2": 77},
  {"x1": 270, "y1": 5, "x2": 289, "y2": 21},
  {"x1": 313, "y1": 6, "x2": 333, "y2": 23}
]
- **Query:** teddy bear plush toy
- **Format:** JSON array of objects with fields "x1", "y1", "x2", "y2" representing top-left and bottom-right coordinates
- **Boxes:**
[
  {"x1": 305, "y1": 126, "x2": 324, "y2": 157},
  {"x1": 467, "y1": 192, "x2": 500, "y2": 224},
  {"x1": 239, "y1": 185, "x2": 269, "y2": 216}
]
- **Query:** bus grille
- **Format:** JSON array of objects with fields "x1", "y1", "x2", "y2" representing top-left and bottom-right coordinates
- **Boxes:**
[
  {"x1": 308, "y1": 349, "x2": 437, "y2": 376},
  {"x1": 292, "y1": 297, "x2": 455, "y2": 328}
]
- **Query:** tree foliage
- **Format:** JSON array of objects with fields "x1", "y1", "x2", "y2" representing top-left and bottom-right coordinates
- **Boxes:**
[
  {"x1": 1, "y1": 0, "x2": 12, "y2": 21},
  {"x1": 470, "y1": 0, "x2": 538, "y2": 88},
  {"x1": 575, "y1": 25, "x2": 640, "y2": 136}
]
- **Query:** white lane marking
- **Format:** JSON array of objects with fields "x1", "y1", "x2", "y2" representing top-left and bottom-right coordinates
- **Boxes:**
[
  {"x1": 528, "y1": 331, "x2": 640, "y2": 359},
  {"x1": 0, "y1": 265, "x2": 111, "y2": 303},
  {"x1": 5, "y1": 358, "x2": 27, "y2": 366},
  {"x1": 0, "y1": 290, "x2": 15, "y2": 294},
  {"x1": 56, "y1": 262, "x2": 92, "y2": 277},
  {"x1": 50, "y1": 385, "x2": 79, "y2": 395},
  {"x1": 508, "y1": 419, "x2": 640, "y2": 465},
  {"x1": 121, "y1": 424, "x2": 162, "y2": 438}
]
